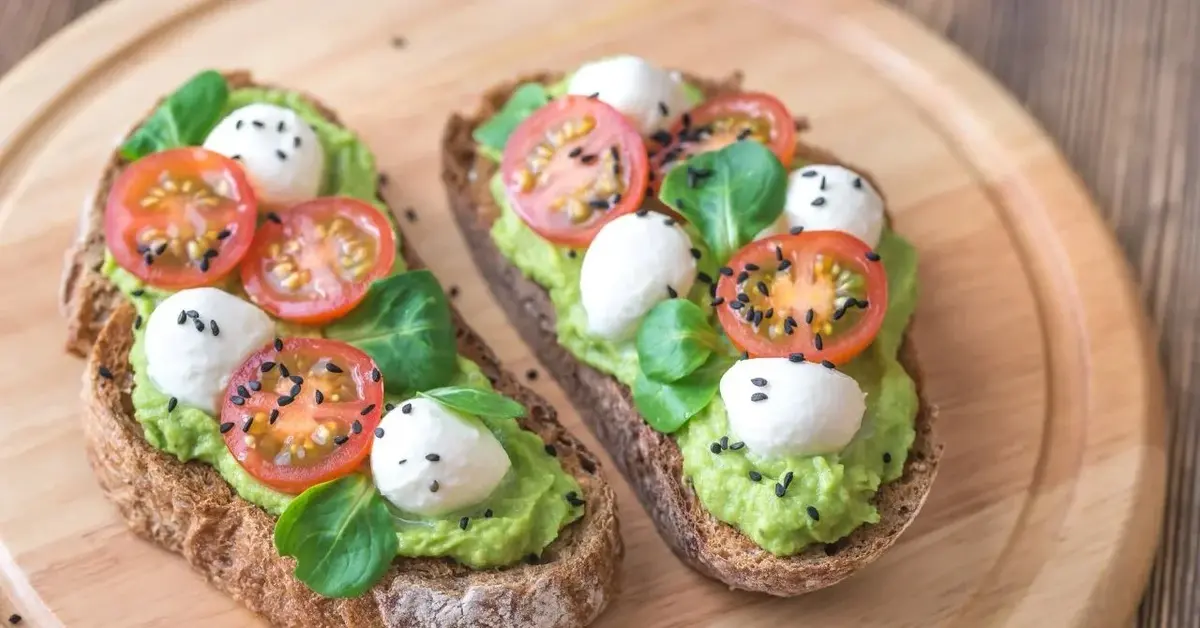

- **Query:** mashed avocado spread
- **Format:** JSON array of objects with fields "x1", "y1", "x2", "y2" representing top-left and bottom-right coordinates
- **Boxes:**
[
  {"x1": 484, "y1": 80, "x2": 919, "y2": 554},
  {"x1": 102, "y1": 86, "x2": 580, "y2": 569}
]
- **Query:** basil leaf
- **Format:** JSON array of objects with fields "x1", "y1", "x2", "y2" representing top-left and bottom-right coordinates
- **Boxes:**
[
  {"x1": 119, "y1": 70, "x2": 230, "y2": 161},
  {"x1": 633, "y1": 354, "x2": 731, "y2": 434},
  {"x1": 658, "y1": 140, "x2": 787, "y2": 266},
  {"x1": 326, "y1": 270, "x2": 456, "y2": 393},
  {"x1": 636, "y1": 299, "x2": 716, "y2": 383},
  {"x1": 419, "y1": 386, "x2": 527, "y2": 419},
  {"x1": 472, "y1": 83, "x2": 550, "y2": 157},
  {"x1": 274, "y1": 474, "x2": 398, "y2": 598}
]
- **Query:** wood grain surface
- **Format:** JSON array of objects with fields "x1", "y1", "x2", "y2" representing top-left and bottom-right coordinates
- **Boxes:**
[{"x1": 0, "y1": 0, "x2": 1191, "y2": 626}]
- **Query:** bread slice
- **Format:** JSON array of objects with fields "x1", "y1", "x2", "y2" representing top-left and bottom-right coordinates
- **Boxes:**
[
  {"x1": 69, "y1": 71, "x2": 622, "y2": 627},
  {"x1": 440, "y1": 71, "x2": 942, "y2": 596}
]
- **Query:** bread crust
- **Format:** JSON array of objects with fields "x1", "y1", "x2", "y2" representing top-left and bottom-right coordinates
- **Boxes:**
[
  {"x1": 70, "y1": 71, "x2": 622, "y2": 627},
  {"x1": 439, "y1": 70, "x2": 942, "y2": 596}
]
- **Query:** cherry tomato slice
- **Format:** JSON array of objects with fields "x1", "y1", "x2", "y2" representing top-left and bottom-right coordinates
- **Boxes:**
[
  {"x1": 501, "y1": 95, "x2": 649, "y2": 248},
  {"x1": 105, "y1": 147, "x2": 258, "y2": 289},
  {"x1": 240, "y1": 197, "x2": 396, "y2": 325},
  {"x1": 221, "y1": 337, "x2": 384, "y2": 494},
  {"x1": 650, "y1": 93, "x2": 796, "y2": 190},
  {"x1": 715, "y1": 231, "x2": 887, "y2": 364}
]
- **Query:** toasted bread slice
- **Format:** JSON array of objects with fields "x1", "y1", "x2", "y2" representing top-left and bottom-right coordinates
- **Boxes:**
[
  {"x1": 440, "y1": 71, "x2": 942, "y2": 596},
  {"x1": 70, "y1": 72, "x2": 622, "y2": 627}
]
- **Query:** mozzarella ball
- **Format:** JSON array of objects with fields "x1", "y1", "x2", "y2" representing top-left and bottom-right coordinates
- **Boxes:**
[
  {"x1": 580, "y1": 212, "x2": 697, "y2": 340},
  {"x1": 720, "y1": 358, "x2": 865, "y2": 458},
  {"x1": 370, "y1": 398, "x2": 511, "y2": 517},
  {"x1": 783, "y1": 165, "x2": 884, "y2": 248},
  {"x1": 144, "y1": 288, "x2": 275, "y2": 414},
  {"x1": 202, "y1": 103, "x2": 324, "y2": 206},
  {"x1": 566, "y1": 55, "x2": 692, "y2": 136}
]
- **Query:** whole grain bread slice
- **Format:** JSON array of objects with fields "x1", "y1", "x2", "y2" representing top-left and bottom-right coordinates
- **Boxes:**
[
  {"x1": 439, "y1": 71, "x2": 942, "y2": 596},
  {"x1": 69, "y1": 71, "x2": 622, "y2": 627}
]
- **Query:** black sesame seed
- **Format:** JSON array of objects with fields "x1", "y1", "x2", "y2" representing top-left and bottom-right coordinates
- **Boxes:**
[
  {"x1": 277, "y1": 395, "x2": 294, "y2": 406},
  {"x1": 690, "y1": 247, "x2": 702, "y2": 260},
  {"x1": 681, "y1": 112, "x2": 692, "y2": 128},
  {"x1": 294, "y1": 136, "x2": 302, "y2": 149},
  {"x1": 219, "y1": 422, "x2": 234, "y2": 433},
  {"x1": 144, "y1": 252, "x2": 154, "y2": 265},
  {"x1": 448, "y1": 285, "x2": 460, "y2": 298},
  {"x1": 325, "y1": 362, "x2": 343, "y2": 373},
  {"x1": 544, "y1": 443, "x2": 557, "y2": 456},
  {"x1": 230, "y1": 395, "x2": 245, "y2": 406},
  {"x1": 748, "y1": 470, "x2": 762, "y2": 482},
  {"x1": 269, "y1": 409, "x2": 279, "y2": 424},
  {"x1": 154, "y1": 241, "x2": 168, "y2": 256},
  {"x1": 737, "y1": 128, "x2": 753, "y2": 140},
  {"x1": 167, "y1": 397, "x2": 177, "y2": 412},
  {"x1": 485, "y1": 508, "x2": 494, "y2": 518},
  {"x1": 231, "y1": 154, "x2": 242, "y2": 161},
  {"x1": 252, "y1": 120, "x2": 265, "y2": 129},
  {"x1": 821, "y1": 360, "x2": 836, "y2": 369},
  {"x1": 667, "y1": 285, "x2": 678, "y2": 298},
  {"x1": 820, "y1": 176, "x2": 827, "y2": 191},
  {"x1": 8, "y1": 614, "x2": 22, "y2": 625},
  {"x1": 277, "y1": 120, "x2": 286, "y2": 133},
  {"x1": 211, "y1": 320, "x2": 220, "y2": 336},
  {"x1": 801, "y1": 169, "x2": 818, "y2": 178},
  {"x1": 289, "y1": 383, "x2": 301, "y2": 396},
  {"x1": 426, "y1": 453, "x2": 440, "y2": 462},
  {"x1": 814, "y1": 334, "x2": 824, "y2": 350},
  {"x1": 266, "y1": 212, "x2": 282, "y2": 224},
  {"x1": 805, "y1": 309, "x2": 815, "y2": 324},
  {"x1": 789, "y1": 226, "x2": 805, "y2": 235},
  {"x1": 710, "y1": 297, "x2": 726, "y2": 307},
  {"x1": 718, "y1": 266, "x2": 734, "y2": 277},
  {"x1": 853, "y1": 177, "x2": 863, "y2": 189},
  {"x1": 757, "y1": 281, "x2": 769, "y2": 297},
  {"x1": 280, "y1": 364, "x2": 292, "y2": 377},
  {"x1": 398, "y1": 459, "x2": 407, "y2": 465},
  {"x1": 360, "y1": 404, "x2": 376, "y2": 416},
  {"x1": 751, "y1": 377, "x2": 767, "y2": 387},
  {"x1": 743, "y1": 305, "x2": 756, "y2": 322},
  {"x1": 375, "y1": 427, "x2": 385, "y2": 438},
  {"x1": 587, "y1": 91, "x2": 600, "y2": 99},
  {"x1": 588, "y1": 199, "x2": 609, "y2": 210},
  {"x1": 745, "y1": 263, "x2": 760, "y2": 271},
  {"x1": 774, "y1": 246, "x2": 783, "y2": 261},
  {"x1": 236, "y1": 120, "x2": 244, "y2": 130},
  {"x1": 883, "y1": 452, "x2": 893, "y2": 464},
  {"x1": 664, "y1": 216, "x2": 677, "y2": 226},
  {"x1": 567, "y1": 250, "x2": 577, "y2": 259},
  {"x1": 177, "y1": 311, "x2": 186, "y2": 324},
  {"x1": 98, "y1": 365, "x2": 113, "y2": 380},
  {"x1": 775, "y1": 483, "x2": 786, "y2": 497},
  {"x1": 459, "y1": 517, "x2": 470, "y2": 530},
  {"x1": 811, "y1": 197, "x2": 826, "y2": 208},
  {"x1": 405, "y1": 208, "x2": 418, "y2": 222},
  {"x1": 764, "y1": 308, "x2": 774, "y2": 319},
  {"x1": 371, "y1": 368, "x2": 381, "y2": 382},
  {"x1": 751, "y1": 392, "x2": 768, "y2": 402},
  {"x1": 315, "y1": 389, "x2": 324, "y2": 404},
  {"x1": 729, "y1": 300, "x2": 744, "y2": 310},
  {"x1": 203, "y1": 248, "x2": 218, "y2": 259},
  {"x1": 832, "y1": 306, "x2": 846, "y2": 321},
  {"x1": 651, "y1": 130, "x2": 673, "y2": 145},
  {"x1": 274, "y1": 337, "x2": 283, "y2": 351},
  {"x1": 789, "y1": 353, "x2": 805, "y2": 363},
  {"x1": 289, "y1": 374, "x2": 304, "y2": 385},
  {"x1": 275, "y1": 149, "x2": 288, "y2": 161},
  {"x1": 807, "y1": 506, "x2": 821, "y2": 521},
  {"x1": 580, "y1": 154, "x2": 597, "y2": 165},
  {"x1": 736, "y1": 271, "x2": 750, "y2": 284},
  {"x1": 334, "y1": 435, "x2": 349, "y2": 446},
  {"x1": 565, "y1": 492, "x2": 586, "y2": 507},
  {"x1": 865, "y1": 250, "x2": 881, "y2": 261},
  {"x1": 783, "y1": 471, "x2": 794, "y2": 488},
  {"x1": 242, "y1": 416, "x2": 254, "y2": 433},
  {"x1": 658, "y1": 101, "x2": 669, "y2": 116},
  {"x1": 352, "y1": 420, "x2": 363, "y2": 434},
  {"x1": 635, "y1": 207, "x2": 649, "y2": 217},
  {"x1": 697, "y1": 272, "x2": 713, "y2": 285},
  {"x1": 260, "y1": 361, "x2": 275, "y2": 373},
  {"x1": 568, "y1": 146, "x2": 583, "y2": 159},
  {"x1": 198, "y1": 257, "x2": 210, "y2": 273},
  {"x1": 740, "y1": 351, "x2": 749, "y2": 360},
  {"x1": 131, "y1": 288, "x2": 146, "y2": 297},
  {"x1": 237, "y1": 385, "x2": 250, "y2": 398},
  {"x1": 248, "y1": 380, "x2": 261, "y2": 391},
  {"x1": 710, "y1": 442, "x2": 722, "y2": 454},
  {"x1": 402, "y1": 403, "x2": 412, "y2": 414},
  {"x1": 719, "y1": 436, "x2": 729, "y2": 450},
  {"x1": 753, "y1": 309, "x2": 763, "y2": 326},
  {"x1": 730, "y1": 441, "x2": 745, "y2": 450},
  {"x1": 778, "y1": 259, "x2": 793, "y2": 271},
  {"x1": 385, "y1": 403, "x2": 395, "y2": 412}
]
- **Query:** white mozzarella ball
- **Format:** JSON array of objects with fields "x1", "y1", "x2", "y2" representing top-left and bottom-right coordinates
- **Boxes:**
[
  {"x1": 566, "y1": 55, "x2": 692, "y2": 136},
  {"x1": 720, "y1": 357, "x2": 865, "y2": 458},
  {"x1": 370, "y1": 398, "x2": 511, "y2": 517},
  {"x1": 783, "y1": 165, "x2": 885, "y2": 248},
  {"x1": 202, "y1": 103, "x2": 324, "y2": 207},
  {"x1": 144, "y1": 288, "x2": 275, "y2": 415},
  {"x1": 580, "y1": 211, "x2": 697, "y2": 340}
]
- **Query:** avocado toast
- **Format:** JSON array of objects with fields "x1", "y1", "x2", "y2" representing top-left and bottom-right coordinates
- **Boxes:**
[
  {"x1": 440, "y1": 64, "x2": 941, "y2": 595},
  {"x1": 63, "y1": 70, "x2": 621, "y2": 627}
]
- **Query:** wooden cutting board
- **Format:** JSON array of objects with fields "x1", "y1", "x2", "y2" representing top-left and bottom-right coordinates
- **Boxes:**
[{"x1": 0, "y1": 0, "x2": 1166, "y2": 625}]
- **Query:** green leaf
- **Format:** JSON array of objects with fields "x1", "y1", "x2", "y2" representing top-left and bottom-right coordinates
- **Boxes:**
[
  {"x1": 633, "y1": 354, "x2": 731, "y2": 434},
  {"x1": 325, "y1": 270, "x2": 457, "y2": 393},
  {"x1": 119, "y1": 70, "x2": 230, "y2": 161},
  {"x1": 658, "y1": 140, "x2": 788, "y2": 266},
  {"x1": 472, "y1": 83, "x2": 550, "y2": 157},
  {"x1": 636, "y1": 299, "x2": 716, "y2": 382},
  {"x1": 419, "y1": 386, "x2": 527, "y2": 419},
  {"x1": 274, "y1": 474, "x2": 398, "y2": 598}
]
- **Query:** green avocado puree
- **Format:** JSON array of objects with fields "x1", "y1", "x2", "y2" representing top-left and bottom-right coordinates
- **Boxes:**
[
  {"x1": 102, "y1": 86, "x2": 580, "y2": 568},
  {"x1": 484, "y1": 91, "x2": 919, "y2": 553}
]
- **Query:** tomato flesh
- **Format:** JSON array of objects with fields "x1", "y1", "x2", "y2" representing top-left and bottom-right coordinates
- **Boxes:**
[
  {"x1": 241, "y1": 197, "x2": 395, "y2": 325},
  {"x1": 221, "y1": 338, "x2": 384, "y2": 494},
  {"x1": 501, "y1": 96, "x2": 649, "y2": 248},
  {"x1": 651, "y1": 93, "x2": 796, "y2": 189},
  {"x1": 715, "y1": 231, "x2": 887, "y2": 364},
  {"x1": 105, "y1": 147, "x2": 258, "y2": 289}
]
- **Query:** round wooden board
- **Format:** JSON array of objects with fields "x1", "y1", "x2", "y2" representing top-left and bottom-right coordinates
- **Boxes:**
[{"x1": 0, "y1": 0, "x2": 1166, "y2": 626}]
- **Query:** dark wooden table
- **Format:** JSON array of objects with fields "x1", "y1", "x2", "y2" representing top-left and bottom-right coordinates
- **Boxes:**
[{"x1": 2, "y1": 0, "x2": 1196, "y2": 626}]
